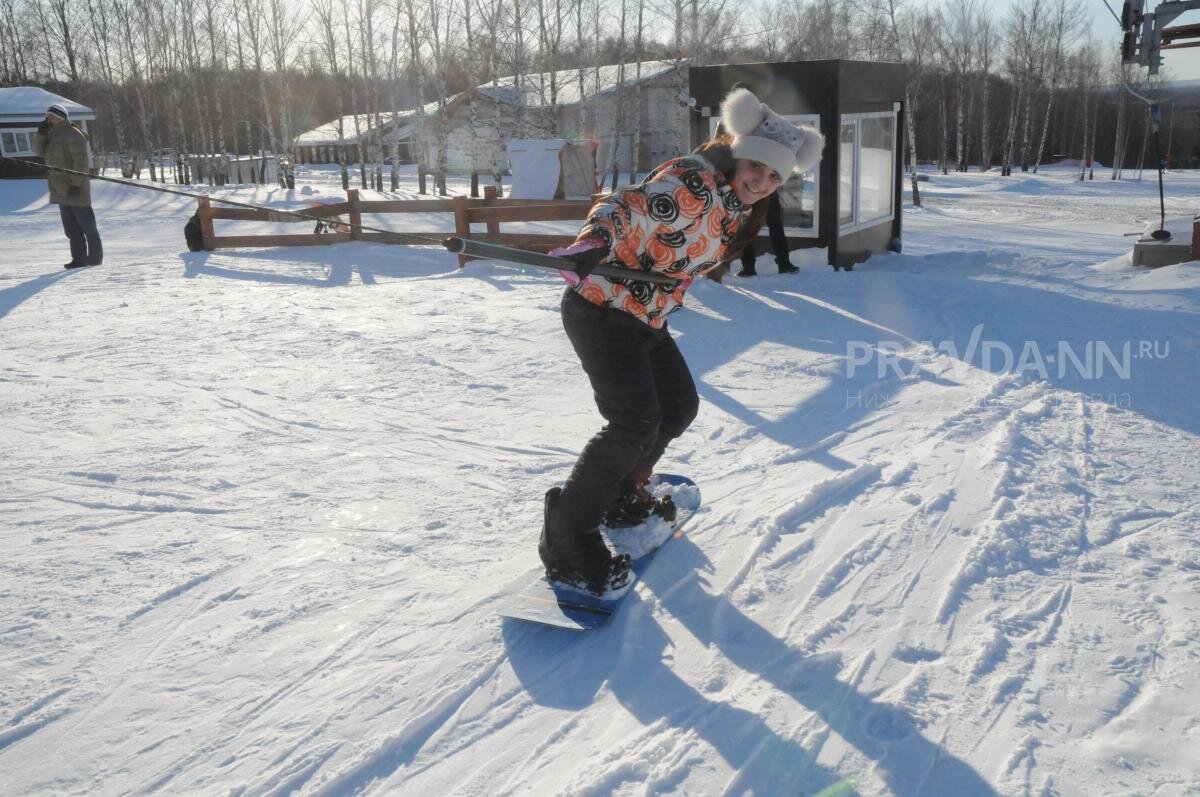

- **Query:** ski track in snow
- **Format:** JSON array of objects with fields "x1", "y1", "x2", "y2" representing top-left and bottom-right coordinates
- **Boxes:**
[{"x1": 2, "y1": 165, "x2": 1199, "y2": 795}]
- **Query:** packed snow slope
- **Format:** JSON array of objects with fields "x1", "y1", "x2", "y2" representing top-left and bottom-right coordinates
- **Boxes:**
[{"x1": 2, "y1": 166, "x2": 1198, "y2": 797}]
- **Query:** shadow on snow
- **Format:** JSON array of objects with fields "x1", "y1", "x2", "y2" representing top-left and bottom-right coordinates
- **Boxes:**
[
  {"x1": 675, "y1": 254, "x2": 1198, "y2": 444},
  {"x1": 502, "y1": 535, "x2": 998, "y2": 796}
]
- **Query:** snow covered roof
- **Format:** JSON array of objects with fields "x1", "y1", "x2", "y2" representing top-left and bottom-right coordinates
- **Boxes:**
[
  {"x1": 475, "y1": 60, "x2": 684, "y2": 109},
  {"x1": 294, "y1": 104, "x2": 436, "y2": 146},
  {"x1": 0, "y1": 87, "x2": 95, "y2": 123},
  {"x1": 294, "y1": 60, "x2": 683, "y2": 145}
]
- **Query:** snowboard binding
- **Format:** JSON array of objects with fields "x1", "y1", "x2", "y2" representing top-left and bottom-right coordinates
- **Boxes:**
[{"x1": 602, "y1": 484, "x2": 677, "y2": 529}]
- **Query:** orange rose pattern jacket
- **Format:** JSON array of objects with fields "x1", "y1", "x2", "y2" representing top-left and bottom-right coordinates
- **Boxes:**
[{"x1": 567, "y1": 155, "x2": 749, "y2": 329}]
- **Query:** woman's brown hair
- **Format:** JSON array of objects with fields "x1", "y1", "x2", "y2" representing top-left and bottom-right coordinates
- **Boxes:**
[{"x1": 692, "y1": 135, "x2": 770, "y2": 267}]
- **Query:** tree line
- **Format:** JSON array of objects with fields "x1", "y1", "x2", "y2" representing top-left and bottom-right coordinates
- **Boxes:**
[{"x1": 1, "y1": 0, "x2": 1192, "y2": 186}]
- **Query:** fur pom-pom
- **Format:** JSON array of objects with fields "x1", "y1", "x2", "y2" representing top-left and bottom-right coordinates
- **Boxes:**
[
  {"x1": 794, "y1": 125, "x2": 826, "y2": 172},
  {"x1": 720, "y1": 88, "x2": 764, "y2": 137}
]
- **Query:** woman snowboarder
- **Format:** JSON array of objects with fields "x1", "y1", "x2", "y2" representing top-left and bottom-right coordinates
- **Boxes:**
[{"x1": 540, "y1": 88, "x2": 825, "y2": 594}]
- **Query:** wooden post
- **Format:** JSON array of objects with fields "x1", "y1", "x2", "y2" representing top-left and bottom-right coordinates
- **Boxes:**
[
  {"x1": 470, "y1": 172, "x2": 480, "y2": 198},
  {"x1": 483, "y1": 185, "x2": 501, "y2": 237},
  {"x1": 197, "y1": 197, "x2": 215, "y2": 251},
  {"x1": 1192, "y1": 216, "x2": 1200, "y2": 262},
  {"x1": 452, "y1": 195, "x2": 471, "y2": 268},
  {"x1": 347, "y1": 189, "x2": 361, "y2": 240},
  {"x1": 418, "y1": 164, "x2": 427, "y2": 195}
]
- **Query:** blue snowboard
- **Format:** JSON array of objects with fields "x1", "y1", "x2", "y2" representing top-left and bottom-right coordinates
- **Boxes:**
[{"x1": 498, "y1": 474, "x2": 700, "y2": 630}]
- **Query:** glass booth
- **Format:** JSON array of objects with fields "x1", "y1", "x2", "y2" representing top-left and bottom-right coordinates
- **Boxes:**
[{"x1": 689, "y1": 60, "x2": 906, "y2": 270}]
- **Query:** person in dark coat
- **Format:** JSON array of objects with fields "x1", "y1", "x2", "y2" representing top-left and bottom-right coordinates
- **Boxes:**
[
  {"x1": 37, "y1": 103, "x2": 102, "y2": 269},
  {"x1": 737, "y1": 191, "x2": 797, "y2": 276}
]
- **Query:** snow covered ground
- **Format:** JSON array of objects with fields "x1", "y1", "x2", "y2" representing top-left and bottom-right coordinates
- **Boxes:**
[{"x1": 2, "y1": 164, "x2": 1198, "y2": 796}]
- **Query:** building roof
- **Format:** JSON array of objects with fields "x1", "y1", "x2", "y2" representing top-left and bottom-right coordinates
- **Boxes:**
[
  {"x1": 476, "y1": 60, "x2": 683, "y2": 108},
  {"x1": 0, "y1": 87, "x2": 95, "y2": 123},
  {"x1": 293, "y1": 61, "x2": 684, "y2": 145},
  {"x1": 295, "y1": 103, "x2": 439, "y2": 146}
]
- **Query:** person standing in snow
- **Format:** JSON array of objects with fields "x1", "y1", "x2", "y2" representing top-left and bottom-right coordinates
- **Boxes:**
[
  {"x1": 36, "y1": 103, "x2": 103, "y2": 269},
  {"x1": 539, "y1": 89, "x2": 825, "y2": 594},
  {"x1": 737, "y1": 192, "x2": 797, "y2": 277}
]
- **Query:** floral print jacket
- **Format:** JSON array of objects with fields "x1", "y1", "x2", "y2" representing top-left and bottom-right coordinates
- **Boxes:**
[{"x1": 567, "y1": 155, "x2": 750, "y2": 329}]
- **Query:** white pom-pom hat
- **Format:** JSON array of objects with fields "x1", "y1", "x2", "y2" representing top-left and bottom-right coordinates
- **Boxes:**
[{"x1": 720, "y1": 88, "x2": 824, "y2": 178}]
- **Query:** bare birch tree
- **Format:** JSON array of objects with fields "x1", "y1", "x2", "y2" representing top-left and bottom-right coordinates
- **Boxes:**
[
  {"x1": 112, "y1": 0, "x2": 157, "y2": 177},
  {"x1": 403, "y1": 0, "x2": 430, "y2": 187},
  {"x1": 36, "y1": 0, "x2": 82, "y2": 85},
  {"x1": 938, "y1": 0, "x2": 977, "y2": 171},
  {"x1": 1031, "y1": 0, "x2": 1083, "y2": 172},
  {"x1": 463, "y1": 0, "x2": 481, "y2": 188},
  {"x1": 475, "y1": 0, "x2": 507, "y2": 191},
  {"x1": 84, "y1": 0, "x2": 128, "y2": 173},
  {"x1": 0, "y1": 0, "x2": 31, "y2": 83},
  {"x1": 608, "y1": 0, "x2": 628, "y2": 190},
  {"x1": 629, "y1": 0, "x2": 645, "y2": 178},
  {"x1": 425, "y1": 0, "x2": 456, "y2": 194},
  {"x1": 356, "y1": 0, "x2": 384, "y2": 190},
  {"x1": 386, "y1": 0, "x2": 406, "y2": 189},
  {"x1": 534, "y1": 0, "x2": 564, "y2": 134},
  {"x1": 976, "y1": 8, "x2": 995, "y2": 171},
  {"x1": 512, "y1": 0, "x2": 529, "y2": 137},
  {"x1": 201, "y1": 0, "x2": 232, "y2": 177},
  {"x1": 314, "y1": 0, "x2": 352, "y2": 187},
  {"x1": 264, "y1": 0, "x2": 305, "y2": 185},
  {"x1": 239, "y1": 0, "x2": 280, "y2": 166}
]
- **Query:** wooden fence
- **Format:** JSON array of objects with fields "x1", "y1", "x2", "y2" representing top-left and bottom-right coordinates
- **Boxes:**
[{"x1": 195, "y1": 186, "x2": 594, "y2": 265}]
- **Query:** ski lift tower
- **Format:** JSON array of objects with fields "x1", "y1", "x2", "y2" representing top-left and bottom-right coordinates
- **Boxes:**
[
  {"x1": 1121, "y1": 0, "x2": 1200, "y2": 265},
  {"x1": 1121, "y1": 0, "x2": 1200, "y2": 73}
]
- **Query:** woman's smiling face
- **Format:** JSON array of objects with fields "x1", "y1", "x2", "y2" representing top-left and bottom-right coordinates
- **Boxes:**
[{"x1": 731, "y1": 159, "x2": 785, "y2": 205}]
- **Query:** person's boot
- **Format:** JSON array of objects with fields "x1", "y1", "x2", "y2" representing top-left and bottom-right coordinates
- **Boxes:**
[
  {"x1": 540, "y1": 487, "x2": 631, "y2": 594},
  {"x1": 777, "y1": 262, "x2": 798, "y2": 274},
  {"x1": 64, "y1": 261, "x2": 87, "y2": 269},
  {"x1": 86, "y1": 239, "x2": 104, "y2": 266},
  {"x1": 737, "y1": 264, "x2": 757, "y2": 277}
]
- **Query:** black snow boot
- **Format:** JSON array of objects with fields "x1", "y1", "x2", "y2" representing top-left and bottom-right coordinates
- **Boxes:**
[
  {"x1": 602, "y1": 484, "x2": 677, "y2": 529},
  {"x1": 539, "y1": 487, "x2": 631, "y2": 594}
]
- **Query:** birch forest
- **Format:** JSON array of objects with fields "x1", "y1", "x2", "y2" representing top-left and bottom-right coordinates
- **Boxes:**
[{"x1": 2, "y1": 0, "x2": 1196, "y2": 184}]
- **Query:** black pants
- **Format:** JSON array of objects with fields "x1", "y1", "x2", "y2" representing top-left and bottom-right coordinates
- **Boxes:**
[
  {"x1": 555, "y1": 289, "x2": 699, "y2": 533},
  {"x1": 59, "y1": 205, "x2": 103, "y2": 264},
  {"x1": 740, "y1": 192, "x2": 789, "y2": 271}
]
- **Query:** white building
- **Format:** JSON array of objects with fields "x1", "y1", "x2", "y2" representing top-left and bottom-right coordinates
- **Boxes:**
[
  {"x1": 292, "y1": 61, "x2": 691, "y2": 176},
  {"x1": 0, "y1": 87, "x2": 96, "y2": 177},
  {"x1": 293, "y1": 104, "x2": 436, "y2": 166}
]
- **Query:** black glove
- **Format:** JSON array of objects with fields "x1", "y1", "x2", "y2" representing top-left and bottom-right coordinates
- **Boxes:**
[
  {"x1": 37, "y1": 119, "x2": 51, "y2": 135},
  {"x1": 550, "y1": 236, "x2": 609, "y2": 278}
]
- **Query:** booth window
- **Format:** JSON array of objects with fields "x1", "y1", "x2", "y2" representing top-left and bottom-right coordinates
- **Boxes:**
[
  {"x1": 839, "y1": 111, "x2": 897, "y2": 232},
  {"x1": 838, "y1": 122, "x2": 856, "y2": 226},
  {"x1": 777, "y1": 114, "x2": 821, "y2": 237},
  {"x1": 1, "y1": 129, "x2": 36, "y2": 157}
]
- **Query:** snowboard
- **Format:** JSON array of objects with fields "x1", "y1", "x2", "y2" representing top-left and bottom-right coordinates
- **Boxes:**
[{"x1": 498, "y1": 474, "x2": 700, "y2": 631}]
